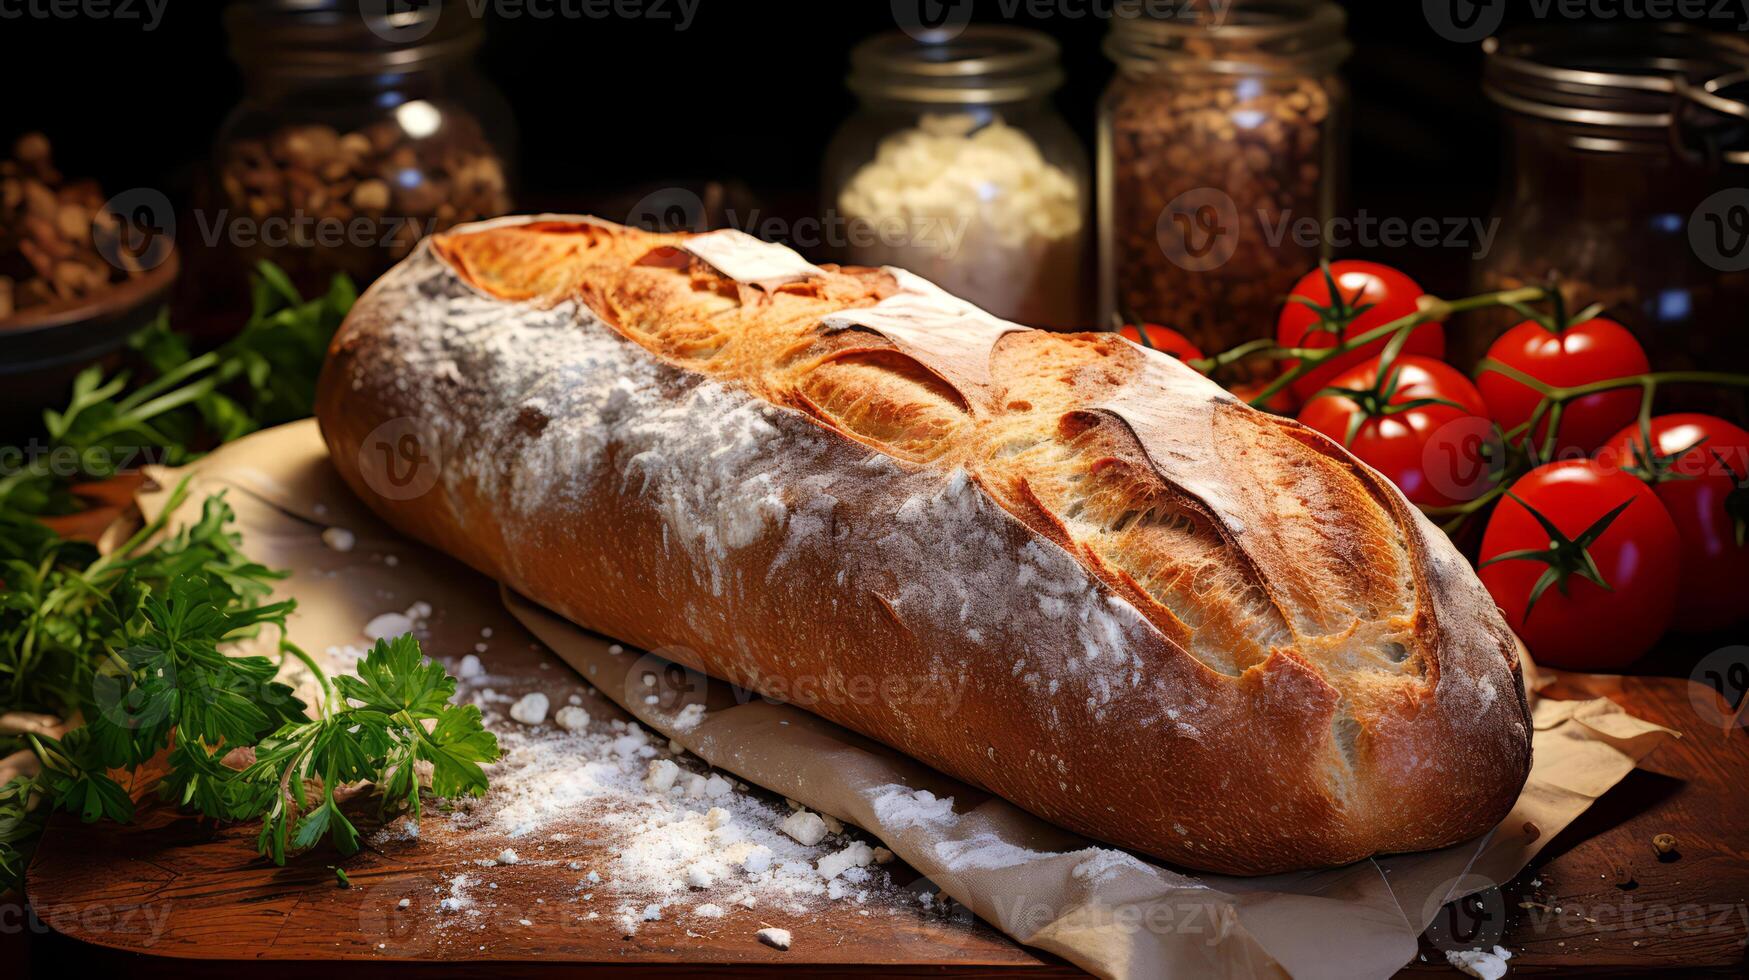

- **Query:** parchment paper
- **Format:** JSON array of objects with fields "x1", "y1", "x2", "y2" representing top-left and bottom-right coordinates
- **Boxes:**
[{"x1": 138, "y1": 420, "x2": 1677, "y2": 980}]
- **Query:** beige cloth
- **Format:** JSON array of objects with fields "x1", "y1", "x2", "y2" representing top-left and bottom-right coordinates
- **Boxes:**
[{"x1": 139, "y1": 420, "x2": 1676, "y2": 980}]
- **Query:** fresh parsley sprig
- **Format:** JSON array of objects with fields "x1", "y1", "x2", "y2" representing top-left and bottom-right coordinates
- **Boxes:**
[
  {"x1": 0, "y1": 482, "x2": 497, "y2": 890},
  {"x1": 0, "y1": 262, "x2": 355, "y2": 518},
  {"x1": 246, "y1": 634, "x2": 499, "y2": 864}
]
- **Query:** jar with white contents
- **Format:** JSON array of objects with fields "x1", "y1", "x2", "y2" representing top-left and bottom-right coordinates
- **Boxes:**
[{"x1": 824, "y1": 28, "x2": 1091, "y2": 328}]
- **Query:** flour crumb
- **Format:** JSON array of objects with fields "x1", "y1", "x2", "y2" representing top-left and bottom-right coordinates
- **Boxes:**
[
  {"x1": 363, "y1": 611, "x2": 414, "y2": 641},
  {"x1": 321, "y1": 527, "x2": 356, "y2": 552},
  {"x1": 1446, "y1": 945, "x2": 1513, "y2": 980},
  {"x1": 509, "y1": 693, "x2": 549, "y2": 726},
  {"x1": 645, "y1": 759, "x2": 681, "y2": 792},
  {"x1": 817, "y1": 842, "x2": 874, "y2": 880},
  {"x1": 780, "y1": 811, "x2": 828, "y2": 846},
  {"x1": 757, "y1": 926, "x2": 792, "y2": 950}
]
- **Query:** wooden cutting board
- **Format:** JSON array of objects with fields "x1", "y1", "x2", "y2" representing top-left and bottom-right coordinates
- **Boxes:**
[{"x1": 17, "y1": 480, "x2": 1749, "y2": 977}]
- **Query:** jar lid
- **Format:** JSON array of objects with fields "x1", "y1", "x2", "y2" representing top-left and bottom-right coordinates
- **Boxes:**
[
  {"x1": 847, "y1": 27, "x2": 1064, "y2": 105},
  {"x1": 225, "y1": 0, "x2": 484, "y2": 76},
  {"x1": 1484, "y1": 23, "x2": 1749, "y2": 160},
  {"x1": 1104, "y1": 0, "x2": 1350, "y2": 77}
]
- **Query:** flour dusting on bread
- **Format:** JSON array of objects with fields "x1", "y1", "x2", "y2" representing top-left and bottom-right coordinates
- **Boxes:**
[{"x1": 318, "y1": 215, "x2": 1533, "y2": 875}]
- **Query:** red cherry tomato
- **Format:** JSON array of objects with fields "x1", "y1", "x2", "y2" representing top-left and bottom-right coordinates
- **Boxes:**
[
  {"x1": 1598, "y1": 414, "x2": 1749, "y2": 633},
  {"x1": 1297, "y1": 355, "x2": 1493, "y2": 507},
  {"x1": 1476, "y1": 315, "x2": 1649, "y2": 456},
  {"x1": 1276, "y1": 261, "x2": 1444, "y2": 401},
  {"x1": 1118, "y1": 322, "x2": 1204, "y2": 363},
  {"x1": 1478, "y1": 459, "x2": 1679, "y2": 670}
]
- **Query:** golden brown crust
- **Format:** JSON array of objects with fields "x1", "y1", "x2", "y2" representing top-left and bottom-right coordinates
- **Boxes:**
[{"x1": 316, "y1": 215, "x2": 1531, "y2": 874}]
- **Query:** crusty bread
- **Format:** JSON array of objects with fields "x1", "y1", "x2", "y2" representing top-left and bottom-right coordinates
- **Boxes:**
[{"x1": 315, "y1": 215, "x2": 1532, "y2": 875}]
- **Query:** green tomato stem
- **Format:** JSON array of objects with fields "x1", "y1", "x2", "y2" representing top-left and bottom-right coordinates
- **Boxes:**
[{"x1": 1245, "y1": 285, "x2": 1553, "y2": 409}]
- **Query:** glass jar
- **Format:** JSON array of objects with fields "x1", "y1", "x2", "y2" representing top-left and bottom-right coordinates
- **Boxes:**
[
  {"x1": 1468, "y1": 24, "x2": 1749, "y2": 414},
  {"x1": 1098, "y1": 0, "x2": 1349, "y2": 372},
  {"x1": 214, "y1": 0, "x2": 514, "y2": 293},
  {"x1": 823, "y1": 27, "x2": 1091, "y2": 328}
]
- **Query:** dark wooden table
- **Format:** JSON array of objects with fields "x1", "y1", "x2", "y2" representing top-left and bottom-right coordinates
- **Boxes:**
[{"x1": 8, "y1": 479, "x2": 1748, "y2": 978}]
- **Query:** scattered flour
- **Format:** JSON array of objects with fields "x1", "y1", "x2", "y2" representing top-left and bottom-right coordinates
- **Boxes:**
[
  {"x1": 868, "y1": 786, "x2": 956, "y2": 830},
  {"x1": 865, "y1": 784, "x2": 1196, "y2": 885},
  {"x1": 420, "y1": 685, "x2": 903, "y2": 938}
]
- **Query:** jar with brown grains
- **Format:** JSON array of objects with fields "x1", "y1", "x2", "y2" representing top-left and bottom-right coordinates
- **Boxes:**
[
  {"x1": 213, "y1": 0, "x2": 514, "y2": 293},
  {"x1": 1097, "y1": 0, "x2": 1349, "y2": 374}
]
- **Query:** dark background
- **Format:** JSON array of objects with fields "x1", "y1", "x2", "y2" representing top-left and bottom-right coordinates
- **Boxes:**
[
  {"x1": 0, "y1": 0, "x2": 1664, "y2": 303},
  {"x1": 4, "y1": 1, "x2": 1749, "y2": 336}
]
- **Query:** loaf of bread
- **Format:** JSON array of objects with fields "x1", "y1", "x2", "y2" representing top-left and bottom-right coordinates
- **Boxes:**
[{"x1": 315, "y1": 215, "x2": 1532, "y2": 875}]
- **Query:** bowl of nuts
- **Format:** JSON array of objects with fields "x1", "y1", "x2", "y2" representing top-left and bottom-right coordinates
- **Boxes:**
[{"x1": 1, "y1": 132, "x2": 180, "y2": 431}]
